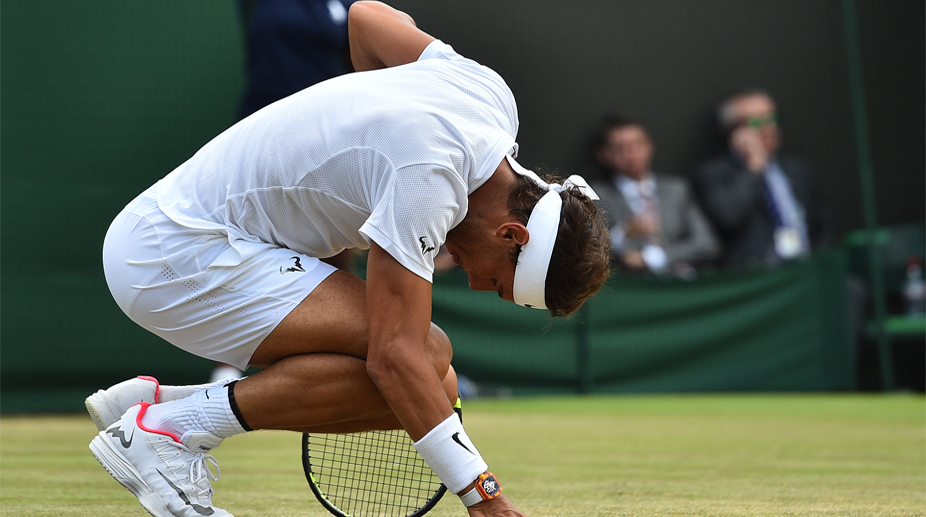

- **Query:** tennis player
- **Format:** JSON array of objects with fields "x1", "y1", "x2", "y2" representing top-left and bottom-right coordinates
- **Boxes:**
[{"x1": 87, "y1": 2, "x2": 610, "y2": 516}]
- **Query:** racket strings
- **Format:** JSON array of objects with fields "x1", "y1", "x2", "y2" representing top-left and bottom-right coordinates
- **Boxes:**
[{"x1": 307, "y1": 429, "x2": 443, "y2": 517}]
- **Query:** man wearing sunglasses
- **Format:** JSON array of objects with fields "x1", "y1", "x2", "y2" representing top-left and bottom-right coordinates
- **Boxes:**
[{"x1": 692, "y1": 88, "x2": 834, "y2": 269}]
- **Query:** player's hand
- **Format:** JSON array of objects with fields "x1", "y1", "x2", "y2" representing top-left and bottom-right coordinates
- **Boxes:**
[
  {"x1": 465, "y1": 494, "x2": 527, "y2": 517},
  {"x1": 729, "y1": 126, "x2": 769, "y2": 173}
]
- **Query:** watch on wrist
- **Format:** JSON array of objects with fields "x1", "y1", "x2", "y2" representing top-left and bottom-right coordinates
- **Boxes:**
[{"x1": 460, "y1": 472, "x2": 502, "y2": 507}]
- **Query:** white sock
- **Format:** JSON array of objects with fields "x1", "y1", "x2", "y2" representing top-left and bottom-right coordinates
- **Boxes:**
[
  {"x1": 158, "y1": 378, "x2": 246, "y2": 403},
  {"x1": 142, "y1": 385, "x2": 248, "y2": 444}
]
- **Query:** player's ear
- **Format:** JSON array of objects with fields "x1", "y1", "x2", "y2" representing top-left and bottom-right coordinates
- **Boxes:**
[{"x1": 496, "y1": 222, "x2": 529, "y2": 246}]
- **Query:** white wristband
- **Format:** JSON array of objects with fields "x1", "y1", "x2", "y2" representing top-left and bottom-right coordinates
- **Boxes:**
[{"x1": 413, "y1": 413, "x2": 488, "y2": 494}]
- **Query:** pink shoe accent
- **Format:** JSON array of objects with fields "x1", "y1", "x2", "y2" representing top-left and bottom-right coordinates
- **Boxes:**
[
  {"x1": 134, "y1": 402, "x2": 181, "y2": 443},
  {"x1": 137, "y1": 375, "x2": 160, "y2": 403}
]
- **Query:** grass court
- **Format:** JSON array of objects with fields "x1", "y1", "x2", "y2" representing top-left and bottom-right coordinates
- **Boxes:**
[{"x1": 1, "y1": 394, "x2": 923, "y2": 516}]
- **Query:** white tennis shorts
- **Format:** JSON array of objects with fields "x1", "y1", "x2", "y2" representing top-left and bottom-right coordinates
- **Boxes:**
[{"x1": 102, "y1": 186, "x2": 337, "y2": 370}]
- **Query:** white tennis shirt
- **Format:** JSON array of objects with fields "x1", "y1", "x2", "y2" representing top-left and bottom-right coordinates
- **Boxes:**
[{"x1": 156, "y1": 40, "x2": 519, "y2": 282}]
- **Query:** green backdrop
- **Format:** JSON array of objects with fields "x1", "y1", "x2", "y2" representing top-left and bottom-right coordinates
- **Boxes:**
[
  {"x1": 1, "y1": 250, "x2": 855, "y2": 413},
  {"x1": 2, "y1": 1, "x2": 884, "y2": 412},
  {"x1": 434, "y1": 250, "x2": 854, "y2": 396}
]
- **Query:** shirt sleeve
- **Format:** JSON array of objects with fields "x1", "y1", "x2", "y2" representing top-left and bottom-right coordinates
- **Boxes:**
[
  {"x1": 417, "y1": 39, "x2": 463, "y2": 62},
  {"x1": 415, "y1": 40, "x2": 519, "y2": 144},
  {"x1": 359, "y1": 164, "x2": 468, "y2": 282}
]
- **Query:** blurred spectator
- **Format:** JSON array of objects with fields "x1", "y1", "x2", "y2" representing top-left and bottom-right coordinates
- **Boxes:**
[
  {"x1": 238, "y1": 0, "x2": 360, "y2": 273},
  {"x1": 691, "y1": 88, "x2": 834, "y2": 269},
  {"x1": 237, "y1": 0, "x2": 357, "y2": 119},
  {"x1": 212, "y1": 0, "x2": 357, "y2": 383},
  {"x1": 590, "y1": 114, "x2": 719, "y2": 276}
]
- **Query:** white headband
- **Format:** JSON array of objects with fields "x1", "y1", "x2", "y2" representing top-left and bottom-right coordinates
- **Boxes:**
[{"x1": 505, "y1": 154, "x2": 599, "y2": 310}]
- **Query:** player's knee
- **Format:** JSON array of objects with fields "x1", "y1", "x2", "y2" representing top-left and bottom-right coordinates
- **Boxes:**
[
  {"x1": 442, "y1": 365, "x2": 459, "y2": 403},
  {"x1": 427, "y1": 322, "x2": 452, "y2": 377}
]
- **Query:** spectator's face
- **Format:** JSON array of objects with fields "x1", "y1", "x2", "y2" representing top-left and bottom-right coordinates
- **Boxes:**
[
  {"x1": 598, "y1": 125, "x2": 653, "y2": 181},
  {"x1": 730, "y1": 94, "x2": 780, "y2": 155}
]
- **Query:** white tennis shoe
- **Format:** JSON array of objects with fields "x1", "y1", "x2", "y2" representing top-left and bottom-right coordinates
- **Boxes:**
[
  {"x1": 90, "y1": 402, "x2": 233, "y2": 517},
  {"x1": 86, "y1": 376, "x2": 160, "y2": 431}
]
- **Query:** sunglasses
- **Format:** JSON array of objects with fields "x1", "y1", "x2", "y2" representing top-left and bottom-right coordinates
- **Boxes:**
[{"x1": 740, "y1": 113, "x2": 778, "y2": 129}]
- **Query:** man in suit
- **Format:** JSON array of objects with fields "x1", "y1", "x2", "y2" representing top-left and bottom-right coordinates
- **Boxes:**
[
  {"x1": 692, "y1": 89, "x2": 834, "y2": 269},
  {"x1": 591, "y1": 115, "x2": 719, "y2": 276}
]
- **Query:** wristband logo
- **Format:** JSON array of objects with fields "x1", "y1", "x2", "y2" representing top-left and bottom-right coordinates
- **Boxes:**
[{"x1": 451, "y1": 432, "x2": 474, "y2": 454}]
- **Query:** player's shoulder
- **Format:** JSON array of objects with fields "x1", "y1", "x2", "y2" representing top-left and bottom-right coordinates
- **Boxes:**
[
  {"x1": 417, "y1": 40, "x2": 476, "y2": 67},
  {"x1": 415, "y1": 40, "x2": 518, "y2": 135},
  {"x1": 417, "y1": 40, "x2": 509, "y2": 89}
]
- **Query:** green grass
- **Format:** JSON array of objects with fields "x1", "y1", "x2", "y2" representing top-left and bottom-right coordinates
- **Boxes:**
[{"x1": 1, "y1": 394, "x2": 923, "y2": 516}]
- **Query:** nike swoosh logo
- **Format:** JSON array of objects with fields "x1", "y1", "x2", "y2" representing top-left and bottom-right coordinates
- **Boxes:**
[
  {"x1": 158, "y1": 470, "x2": 215, "y2": 516},
  {"x1": 451, "y1": 432, "x2": 474, "y2": 455},
  {"x1": 106, "y1": 426, "x2": 135, "y2": 449}
]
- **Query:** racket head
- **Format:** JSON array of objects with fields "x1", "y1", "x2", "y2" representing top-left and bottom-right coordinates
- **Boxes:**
[
  {"x1": 302, "y1": 429, "x2": 447, "y2": 517},
  {"x1": 302, "y1": 403, "x2": 461, "y2": 517}
]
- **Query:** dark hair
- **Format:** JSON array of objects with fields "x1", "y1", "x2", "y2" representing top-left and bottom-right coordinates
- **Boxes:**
[
  {"x1": 593, "y1": 113, "x2": 649, "y2": 152},
  {"x1": 717, "y1": 87, "x2": 774, "y2": 133},
  {"x1": 507, "y1": 173, "x2": 612, "y2": 317}
]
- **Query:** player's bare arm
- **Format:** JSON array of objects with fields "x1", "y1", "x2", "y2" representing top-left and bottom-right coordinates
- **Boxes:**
[
  {"x1": 365, "y1": 216, "x2": 530, "y2": 517},
  {"x1": 349, "y1": 4, "x2": 530, "y2": 513},
  {"x1": 348, "y1": 1, "x2": 435, "y2": 71},
  {"x1": 364, "y1": 242, "x2": 453, "y2": 440},
  {"x1": 366, "y1": 245, "x2": 527, "y2": 515}
]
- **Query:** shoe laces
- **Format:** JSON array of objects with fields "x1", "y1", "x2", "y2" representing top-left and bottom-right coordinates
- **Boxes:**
[
  {"x1": 189, "y1": 453, "x2": 221, "y2": 501},
  {"x1": 151, "y1": 437, "x2": 222, "y2": 502}
]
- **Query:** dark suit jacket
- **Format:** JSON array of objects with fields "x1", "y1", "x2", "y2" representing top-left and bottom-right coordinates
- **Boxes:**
[
  {"x1": 691, "y1": 154, "x2": 834, "y2": 269},
  {"x1": 591, "y1": 172, "x2": 720, "y2": 268}
]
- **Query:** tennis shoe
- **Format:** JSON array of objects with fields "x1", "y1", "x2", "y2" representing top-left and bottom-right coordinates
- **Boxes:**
[
  {"x1": 86, "y1": 375, "x2": 160, "y2": 431},
  {"x1": 89, "y1": 402, "x2": 233, "y2": 517}
]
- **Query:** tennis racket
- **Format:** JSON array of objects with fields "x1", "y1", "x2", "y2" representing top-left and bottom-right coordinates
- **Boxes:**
[{"x1": 302, "y1": 399, "x2": 462, "y2": 517}]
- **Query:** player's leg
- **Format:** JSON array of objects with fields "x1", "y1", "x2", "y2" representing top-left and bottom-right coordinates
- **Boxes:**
[
  {"x1": 241, "y1": 359, "x2": 461, "y2": 435},
  {"x1": 92, "y1": 193, "x2": 242, "y2": 517},
  {"x1": 94, "y1": 252, "x2": 454, "y2": 434},
  {"x1": 232, "y1": 270, "x2": 454, "y2": 431},
  {"x1": 92, "y1": 192, "x2": 456, "y2": 516},
  {"x1": 87, "y1": 375, "x2": 250, "y2": 432},
  {"x1": 92, "y1": 268, "x2": 455, "y2": 517},
  {"x1": 116, "y1": 262, "x2": 454, "y2": 431}
]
